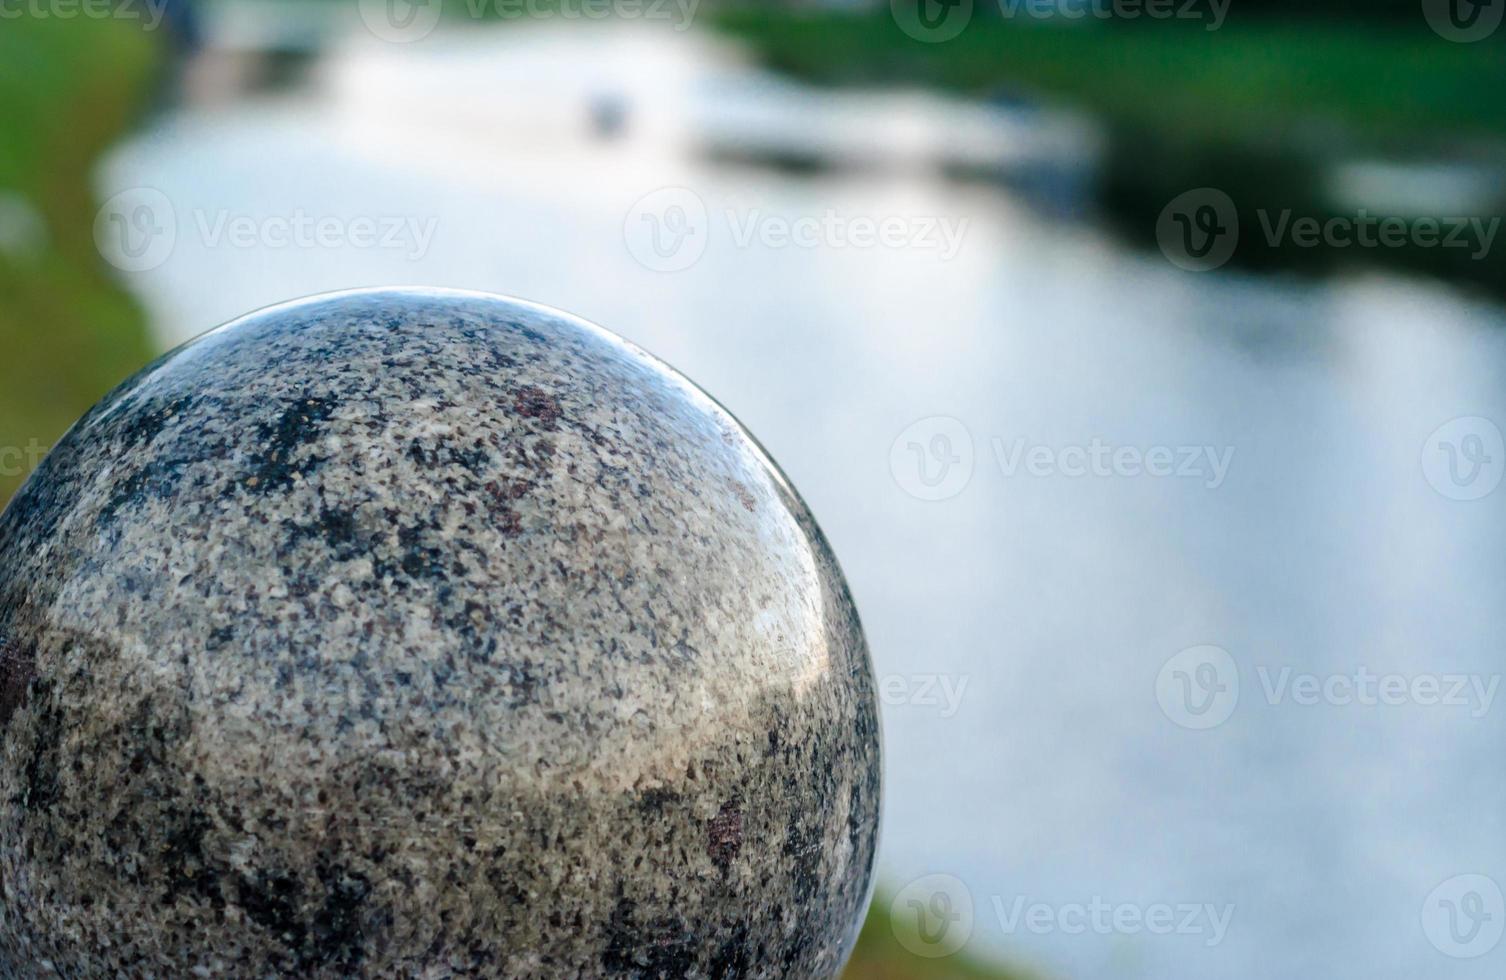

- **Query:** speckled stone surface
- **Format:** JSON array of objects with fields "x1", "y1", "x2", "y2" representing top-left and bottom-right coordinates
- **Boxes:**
[{"x1": 0, "y1": 289, "x2": 881, "y2": 978}]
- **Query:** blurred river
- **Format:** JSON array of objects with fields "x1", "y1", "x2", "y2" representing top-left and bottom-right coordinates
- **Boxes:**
[{"x1": 98, "y1": 19, "x2": 1506, "y2": 980}]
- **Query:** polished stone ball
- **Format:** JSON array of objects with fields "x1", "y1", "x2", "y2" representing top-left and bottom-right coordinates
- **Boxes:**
[{"x1": 0, "y1": 289, "x2": 881, "y2": 977}]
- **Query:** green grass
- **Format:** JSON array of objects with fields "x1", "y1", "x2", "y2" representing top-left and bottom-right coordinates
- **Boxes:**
[
  {"x1": 0, "y1": 15, "x2": 160, "y2": 505},
  {"x1": 844, "y1": 890, "x2": 1041, "y2": 980},
  {"x1": 711, "y1": 10, "x2": 1506, "y2": 144}
]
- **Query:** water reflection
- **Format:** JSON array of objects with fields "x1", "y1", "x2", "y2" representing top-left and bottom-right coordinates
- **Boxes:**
[{"x1": 100, "y1": 19, "x2": 1506, "y2": 980}]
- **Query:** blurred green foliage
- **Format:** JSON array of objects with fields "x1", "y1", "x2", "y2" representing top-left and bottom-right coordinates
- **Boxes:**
[
  {"x1": 713, "y1": 8, "x2": 1506, "y2": 297},
  {"x1": 845, "y1": 890, "x2": 1040, "y2": 980},
  {"x1": 0, "y1": 16, "x2": 159, "y2": 505},
  {"x1": 712, "y1": 9, "x2": 1506, "y2": 143}
]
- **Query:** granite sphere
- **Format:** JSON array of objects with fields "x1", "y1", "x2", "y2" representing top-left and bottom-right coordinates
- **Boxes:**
[{"x1": 0, "y1": 289, "x2": 881, "y2": 977}]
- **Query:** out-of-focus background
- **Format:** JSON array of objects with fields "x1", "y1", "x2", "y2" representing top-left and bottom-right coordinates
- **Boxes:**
[{"x1": 5, "y1": 0, "x2": 1506, "y2": 976}]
